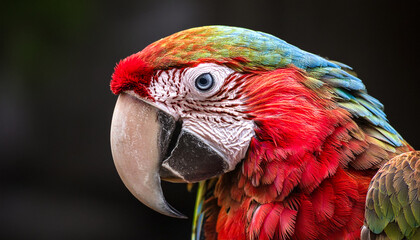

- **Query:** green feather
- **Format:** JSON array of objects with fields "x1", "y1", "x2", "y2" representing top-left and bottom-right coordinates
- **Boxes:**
[
  {"x1": 403, "y1": 206, "x2": 417, "y2": 229},
  {"x1": 378, "y1": 175, "x2": 394, "y2": 221},
  {"x1": 395, "y1": 211, "x2": 411, "y2": 236},
  {"x1": 383, "y1": 222, "x2": 404, "y2": 240},
  {"x1": 365, "y1": 152, "x2": 420, "y2": 239},
  {"x1": 411, "y1": 199, "x2": 420, "y2": 225}
]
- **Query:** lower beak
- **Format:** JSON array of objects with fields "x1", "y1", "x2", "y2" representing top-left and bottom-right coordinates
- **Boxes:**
[{"x1": 110, "y1": 93, "x2": 227, "y2": 218}]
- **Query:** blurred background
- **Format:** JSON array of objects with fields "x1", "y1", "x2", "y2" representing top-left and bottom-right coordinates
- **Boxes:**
[{"x1": 1, "y1": 0, "x2": 418, "y2": 239}]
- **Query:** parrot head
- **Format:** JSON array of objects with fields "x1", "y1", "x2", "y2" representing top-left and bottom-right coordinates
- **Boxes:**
[
  {"x1": 110, "y1": 26, "x2": 262, "y2": 218},
  {"x1": 109, "y1": 26, "x2": 400, "y2": 221}
]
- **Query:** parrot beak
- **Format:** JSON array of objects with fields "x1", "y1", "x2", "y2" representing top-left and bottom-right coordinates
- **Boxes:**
[{"x1": 110, "y1": 93, "x2": 228, "y2": 218}]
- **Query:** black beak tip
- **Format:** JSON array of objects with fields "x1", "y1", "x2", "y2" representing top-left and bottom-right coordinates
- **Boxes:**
[{"x1": 166, "y1": 202, "x2": 188, "y2": 219}]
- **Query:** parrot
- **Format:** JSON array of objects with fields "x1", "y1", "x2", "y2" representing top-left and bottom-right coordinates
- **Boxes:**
[{"x1": 109, "y1": 26, "x2": 418, "y2": 240}]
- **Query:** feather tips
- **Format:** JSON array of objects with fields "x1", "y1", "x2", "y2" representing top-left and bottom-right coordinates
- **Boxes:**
[
  {"x1": 248, "y1": 203, "x2": 297, "y2": 240},
  {"x1": 364, "y1": 151, "x2": 420, "y2": 239}
]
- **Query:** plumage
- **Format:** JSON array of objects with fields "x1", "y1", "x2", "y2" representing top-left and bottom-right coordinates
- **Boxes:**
[
  {"x1": 362, "y1": 151, "x2": 420, "y2": 240},
  {"x1": 109, "y1": 26, "x2": 417, "y2": 240}
]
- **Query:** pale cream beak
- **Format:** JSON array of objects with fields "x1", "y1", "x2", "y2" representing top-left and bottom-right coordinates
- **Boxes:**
[{"x1": 110, "y1": 93, "x2": 185, "y2": 218}]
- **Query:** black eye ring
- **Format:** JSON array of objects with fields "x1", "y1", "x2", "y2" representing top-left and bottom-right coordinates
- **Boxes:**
[{"x1": 195, "y1": 73, "x2": 214, "y2": 91}]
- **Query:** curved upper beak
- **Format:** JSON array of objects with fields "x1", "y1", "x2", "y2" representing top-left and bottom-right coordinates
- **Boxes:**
[{"x1": 110, "y1": 93, "x2": 228, "y2": 218}]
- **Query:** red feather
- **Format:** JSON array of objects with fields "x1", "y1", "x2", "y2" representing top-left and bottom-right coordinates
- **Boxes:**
[
  {"x1": 278, "y1": 208, "x2": 298, "y2": 240},
  {"x1": 292, "y1": 196, "x2": 317, "y2": 240},
  {"x1": 311, "y1": 181, "x2": 335, "y2": 223},
  {"x1": 201, "y1": 67, "x2": 410, "y2": 239},
  {"x1": 110, "y1": 54, "x2": 154, "y2": 98}
]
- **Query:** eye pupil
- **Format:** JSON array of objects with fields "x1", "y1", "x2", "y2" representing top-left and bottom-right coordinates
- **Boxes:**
[
  {"x1": 199, "y1": 78, "x2": 208, "y2": 85},
  {"x1": 195, "y1": 73, "x2": 214, "y2": 91}
]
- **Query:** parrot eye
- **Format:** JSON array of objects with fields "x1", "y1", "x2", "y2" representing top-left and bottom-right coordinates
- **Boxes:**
[{"x1": 195, "y1": 73, "x2": 214, "y2": 91}]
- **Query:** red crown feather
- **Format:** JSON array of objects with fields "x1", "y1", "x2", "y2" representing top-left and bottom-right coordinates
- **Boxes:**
[{"x1": 110, "y1": 54, "x2": 154, "y2": 98}]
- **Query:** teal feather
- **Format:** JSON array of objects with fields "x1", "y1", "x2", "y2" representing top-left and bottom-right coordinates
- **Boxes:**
[
  {"x1": 338, "y1": 101, "x2": 372, "y2": 118},
  {"x1": 375, "y1": 127, "x2": 403, "y2": 148},
  {"x1": 357, "y1": 98, "x2": 387, "y2": 121},
  {"x1": 333, "y1": 88, "x2": 356, "y2": 100},
  {"x1": 358, "y1": 92, "x2": 384, "y2": 109}
]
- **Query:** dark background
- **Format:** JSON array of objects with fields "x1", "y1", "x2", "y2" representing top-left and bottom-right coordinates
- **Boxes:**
[{"x1": 1, "y1": 1, "x2": 419, "y2": 239}]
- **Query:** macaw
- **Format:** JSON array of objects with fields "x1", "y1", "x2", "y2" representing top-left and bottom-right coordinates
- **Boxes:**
[{"x1": 109, "y1": 26, "x2": 417, "y2": 240}]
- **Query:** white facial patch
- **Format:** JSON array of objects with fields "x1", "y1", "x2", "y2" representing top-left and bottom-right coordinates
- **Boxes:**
[
  {"x1": 182, "y1": 63, "x2": 233, "y2": 99},
  {"x1": 148, "y1": 63, "x2": 255, "y2": 171}
]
